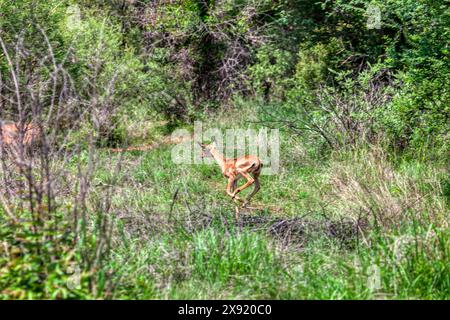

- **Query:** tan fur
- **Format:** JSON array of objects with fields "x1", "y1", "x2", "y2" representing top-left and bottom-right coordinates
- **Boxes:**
[{"x1": 0, "y1": 122, "x2": 41, "y2": 149}]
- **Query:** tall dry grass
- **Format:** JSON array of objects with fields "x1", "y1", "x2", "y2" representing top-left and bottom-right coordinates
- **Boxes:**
[{"x1": 326, "y1": 145, "x2": 447, "y2": 230}]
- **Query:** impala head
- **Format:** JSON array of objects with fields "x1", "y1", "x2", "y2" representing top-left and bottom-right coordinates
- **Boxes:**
[{"x1": 198, "y1": 141, "x2": 217, "y2": 158}]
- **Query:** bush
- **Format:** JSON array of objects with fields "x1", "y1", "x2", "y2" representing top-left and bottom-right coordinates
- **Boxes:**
[{"x1": 0, "y1": 210, "x2": 91, "y2": 299}]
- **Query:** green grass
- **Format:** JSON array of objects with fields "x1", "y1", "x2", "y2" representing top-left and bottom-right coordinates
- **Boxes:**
[
  {"x1": 1, "y1": 105, "x2": 448, "y2": 299},
  {"x1": 90, "y1": 105, "x2": 448, "y2": 300},
  {"x1": 103, "y1": 217, "x2": 449, "y2": 299},
  {"x1": 83, "y1": 108, "x2": 447, "y2": 299}
]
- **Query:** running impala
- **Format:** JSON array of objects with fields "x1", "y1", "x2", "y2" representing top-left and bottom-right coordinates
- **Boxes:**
[{"x1": 199, "y1": 141, "x2": 262, "y2": 219}]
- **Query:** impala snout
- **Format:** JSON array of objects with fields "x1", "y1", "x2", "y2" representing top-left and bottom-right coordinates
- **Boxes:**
[{"x1": 198, "y1": 142, "x2": 212, "y2": 159}]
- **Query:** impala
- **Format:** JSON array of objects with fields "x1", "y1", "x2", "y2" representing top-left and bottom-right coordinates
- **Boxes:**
[
  {"x1": 199, "y1": 141, "x2": 262, "y2": 219},
  {"x1": 0, "y1": 121, "x2": 41, "y2": 151}
]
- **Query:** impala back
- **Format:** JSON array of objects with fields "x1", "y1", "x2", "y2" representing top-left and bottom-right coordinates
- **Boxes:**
[{"x1": 0, "y1": 122, "x2": 41, "y2": 150}]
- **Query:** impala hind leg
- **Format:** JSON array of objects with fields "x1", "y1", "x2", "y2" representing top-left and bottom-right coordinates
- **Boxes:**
[{"x1": 243, "y1": 178, "x2": 260, "y2": 208}]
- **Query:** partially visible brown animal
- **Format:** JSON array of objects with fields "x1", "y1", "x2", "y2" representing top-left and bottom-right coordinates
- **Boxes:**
[{"x1": 0, "y1": 121, "x2": 41, "y2": 152}]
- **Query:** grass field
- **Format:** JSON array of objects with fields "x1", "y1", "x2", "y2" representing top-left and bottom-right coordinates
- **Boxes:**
[
  {"x1": 1, "y1": 104, "x2": 449, "y2": 299},
  {"x1": 24, "y1": 105, "x2": 442, "y2": 300}
]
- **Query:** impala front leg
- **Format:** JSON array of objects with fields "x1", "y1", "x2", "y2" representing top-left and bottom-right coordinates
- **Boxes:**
[
  {"x1": 226, "y1": 176, "x2": 242, "y2": 202},
  {"x1": 227, "y1": 177, "x2": 241, "y2": 220}
]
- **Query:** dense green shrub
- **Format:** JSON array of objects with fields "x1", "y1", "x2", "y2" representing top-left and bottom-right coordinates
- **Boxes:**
[{"x1": 0, "y1": 210, "x2": 91, "y2": 299}]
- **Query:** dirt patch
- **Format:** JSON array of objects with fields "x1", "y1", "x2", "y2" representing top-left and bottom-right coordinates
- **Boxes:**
[
  {"x1": 238, "y1": 215, "x2": 361, "y2": 248},
  {"x1": 118, "y1": 205, "x2": 362, "y2": 248},
  {"x1": 109, "y1": 134, "x2": 192, "y2": 152}
]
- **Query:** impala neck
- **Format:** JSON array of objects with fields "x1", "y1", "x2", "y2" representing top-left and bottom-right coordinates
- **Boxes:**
[{"x1": 209, "y1": 146, "x2": 226, "y2": 172}]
